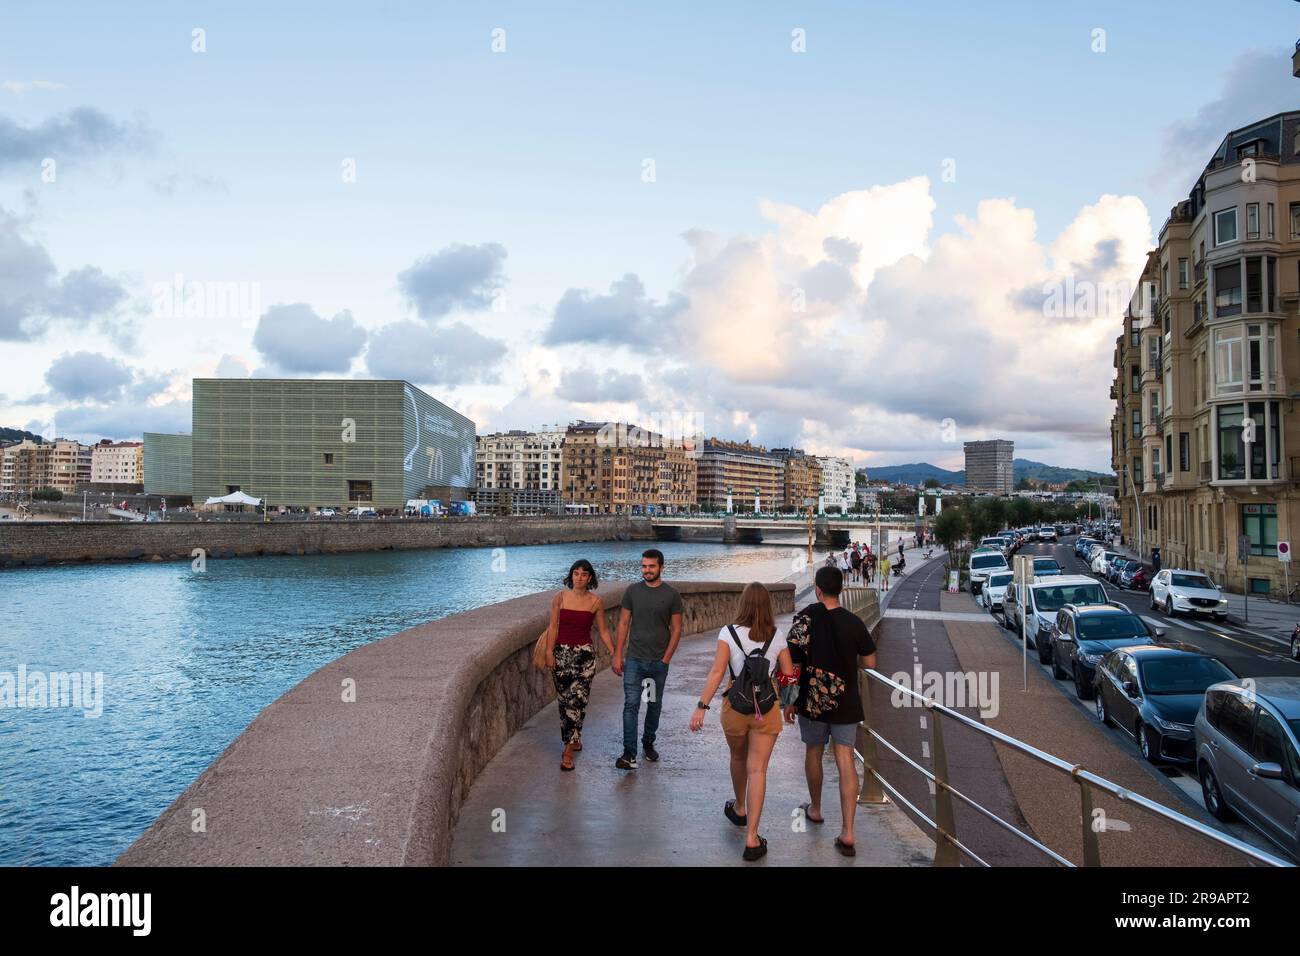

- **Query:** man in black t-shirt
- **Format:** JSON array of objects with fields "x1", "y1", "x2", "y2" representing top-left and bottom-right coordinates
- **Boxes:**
[{"x1": 785, "y1": 566, "x2": 877, "y2": 856}]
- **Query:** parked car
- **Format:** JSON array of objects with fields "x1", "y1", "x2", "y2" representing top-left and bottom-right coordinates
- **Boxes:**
[
  {"x1": 980, "y1": 536, "x2": 1012, "y2": 558},
  {"x1": 1008, "y1": 575, "x2": 1110, "y2": 650},
  {"x1": 1039, "y1": 526, "x2": 1058, "y2": 542},
  {"x1": 1120, "y1": 563, "x2": 1152, "y2": 591},
  {"x1": 1047, "y1": 604, "x2": 1164, "y2": 700},
  {"x1": 980, "y1": 570, "x2": 1014, "y2": 613},
  {"x1": 1150, "y1": 569, "x2": 1229, "y2": 622},
  {"x1": 1106, "y1": 557, "x2": 1133, "y2": 586},
  {"x1": 1195, "y1": 677, "x2": 1300, "y2": 861},
  {"x1": 1032, "y1": 557, "x2": 1062, "y2": 577},
  {"x1": 968, "y1": 549, "x2": 1010, "y2": 595},
  {"x1": 1096, "y1": 644, "x2": 1236, "y2": 764},
  {"x1": 1090, "y1": 549, "x2": 1123, "y2": 576},
  {"x1": 316, "y1": 508, "x2": 337, "y2": 517}
]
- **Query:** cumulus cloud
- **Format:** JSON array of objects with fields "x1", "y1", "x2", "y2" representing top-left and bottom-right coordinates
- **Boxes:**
[
  {"x1": 545, "y1": 273, "x2": 688, "y2": 348},
  {"x1": 53, "y1": 399, "x2": 191, "y2": 442},
  {"x1": 252, "y1": 303, "x2": 367, "y2": 374},
  {"x1": 365, "y1": 320, "x2": 507, "y2": 385},
  {"x1": 214, "y1": 353, "x2": 251, "y2": 377},
  {"x1": 0, "y1": 106, "x2": 147, "y2": 172},
  {"x1": 0, "y1": 207, "x2": 129, "y2": 340},
  {"x1": 554, "y1": 366, "x2": 645, "y2": 403},
  {"x1": 41, "y1": 351, "x2": 135, "y2": 403},
  {"x1": 397, "y1": 242, "x2": 507, "y2": 319}
]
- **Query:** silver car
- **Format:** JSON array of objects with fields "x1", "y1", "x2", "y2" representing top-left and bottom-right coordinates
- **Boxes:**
[{"x1": 1195, "y1": 678, "x2": 1300, "y2": 861}]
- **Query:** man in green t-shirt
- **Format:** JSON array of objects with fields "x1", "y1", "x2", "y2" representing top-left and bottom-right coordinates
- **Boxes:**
[{"x1": 613, "y1": 549, "x2": 684, "y2": 769}]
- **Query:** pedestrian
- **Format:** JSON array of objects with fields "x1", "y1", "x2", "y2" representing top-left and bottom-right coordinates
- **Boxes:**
[
  {"x1": 613, "y1": 549, "x2": 684, "y2": 770},
  {"x1": 689, "y1": 582, "x2": 796, "y2": 861},
  {"x1": 850, "y1": 547, "x2": 863, "y2": 585},
  {"x1": 785, "y1": 565, "x2": 878, "y2": 857},
  {"x1": 898, "y1": 538, "x2": 905, "y2": 561},
  {"x1": 541, "y1": 559, "x2": 615, "y2": 771},
  {"x1": 879, "y1": 552, "x2": 890, "y2": 591}
]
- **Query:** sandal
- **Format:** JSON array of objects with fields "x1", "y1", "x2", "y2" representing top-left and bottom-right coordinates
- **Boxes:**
[
  {"x1": 800, "y1": 802, "x2": 825, "y2": 824},
  {"x1": 742, "y1": 837, "x2": 768, "y2": 862},
  {"x1": 560, "y1": 745, "x2": 575, "y2": 772},
  {"x1": 834, "y1": 836, "x2": 856, "y2": 857},
  {"x1": 724, "y1": 799, "x2": 748, "y2": 827},
  {"x1": 572, "y1": 739, "x2": 582, "y2": 752}
]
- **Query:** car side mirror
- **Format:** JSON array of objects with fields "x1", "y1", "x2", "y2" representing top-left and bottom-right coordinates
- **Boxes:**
[
  {"x1": 1123, "y1": 680, "x2": 1139, "y2": 698},
  {"x1": 1153, "y1": 627, "x2": 1166, "y2": 640},
  {"x1": 1250, "y1": 762, "x2": 1285, "y2": 781}
]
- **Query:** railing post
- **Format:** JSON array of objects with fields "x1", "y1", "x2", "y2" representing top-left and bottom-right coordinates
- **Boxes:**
[
  {"x1": 928, "y1": 702, "x2": 961, "y2": 867},
  {"x1": 1075, "y1": 770, "x2": 1102, "y2": 867},
  {"x1": 857, "y1": 670, "x2": 887, "y2": 805}
]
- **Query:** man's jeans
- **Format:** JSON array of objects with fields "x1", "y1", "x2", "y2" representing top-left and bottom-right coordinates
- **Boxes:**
[{"x1": 622, "y1": 657, "x2": 668, "y2": 754}]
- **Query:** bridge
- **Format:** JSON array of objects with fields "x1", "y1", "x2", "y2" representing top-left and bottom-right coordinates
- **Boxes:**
[{"x1": 639, "y1": 514, "x2": 920, "y2": 549}]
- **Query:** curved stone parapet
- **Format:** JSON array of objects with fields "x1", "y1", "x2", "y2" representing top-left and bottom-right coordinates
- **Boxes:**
[{"x1": 116, "y1": 580, "x2": 794, "y2": 866}]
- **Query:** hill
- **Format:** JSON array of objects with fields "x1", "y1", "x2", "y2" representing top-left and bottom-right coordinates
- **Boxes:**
[
  {"x1": 862, "y1": 458, "x2": 1112, "y2": 486},
  {"x1": 0, "y1": 426, "x2": 46, "y2": 445}
]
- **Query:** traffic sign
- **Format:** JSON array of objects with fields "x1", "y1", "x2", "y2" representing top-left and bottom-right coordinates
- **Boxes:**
[
  {"x1": 1237, "y1": 535, "x2": 1252, "y2": 563},
  {"x1": 1279, "y1": 541, "x2": 1291, "y2": 563}
]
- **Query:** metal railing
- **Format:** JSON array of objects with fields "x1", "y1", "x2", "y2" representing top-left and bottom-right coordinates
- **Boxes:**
[{"x1": 845, "y1": 595, "x2": 1292, "y2": 868}]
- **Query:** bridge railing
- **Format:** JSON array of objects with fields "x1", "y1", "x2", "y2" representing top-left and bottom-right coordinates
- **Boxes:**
[{"x1": 844, "y1": 604, "x2": 1291, "y2": 868}]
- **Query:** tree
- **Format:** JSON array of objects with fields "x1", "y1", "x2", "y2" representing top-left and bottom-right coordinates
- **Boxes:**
[
  {"x1": 1007, "y1": 496, "x2": 1034, "y2": 527},
  {"x1": 1014, "y1": 477, "x2": 1034, "y2": 491},
  {"x1": 924, "y1": 477, "x2": 941, "y2": 489},
  {"x1": 933, "y1": 505, "x2": 968, "y2": 555},
  {"x1": 32, "y1": 487, "x2": 63, "y2": 501}
]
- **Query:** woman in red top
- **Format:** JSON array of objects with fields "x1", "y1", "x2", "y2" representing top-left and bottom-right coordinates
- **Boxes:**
[{"x1": 544, "y1": 559, "x2": 615, "y2": 771}]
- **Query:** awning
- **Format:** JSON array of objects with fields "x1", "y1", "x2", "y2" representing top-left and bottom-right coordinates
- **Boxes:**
[{"x1": 203, "y1": 491, "x2": 263, "y2": 506}]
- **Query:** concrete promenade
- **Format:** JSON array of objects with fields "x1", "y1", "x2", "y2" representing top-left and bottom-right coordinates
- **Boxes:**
[{"x1": 450, "y1": 610, "x2": 934, "y2": 867}]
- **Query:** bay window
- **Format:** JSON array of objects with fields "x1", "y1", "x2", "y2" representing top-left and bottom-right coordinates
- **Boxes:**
[
  {"x1": 1214, "y1": 262, "x2": 1242, "y2": 317},
  {"x1": 1214, "y1": 326, "x2": 1243, "y2": 394},
  {"x1": 1215, "y1": 322, "x2": 1278, "y2": 396}
]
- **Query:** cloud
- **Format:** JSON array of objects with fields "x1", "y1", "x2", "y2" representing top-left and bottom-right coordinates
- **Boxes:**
[
  {"x1": 252, "y1": 304, "x2": 367, "y2": 374},
  {"x1": 214, "y1": 354, "x2": 251, "y2": 378},
  {"x1": 53, "y1": 400, "x2": 191, "y2": 442},
  {"x1": 39, "y1": 350, "x2": 172, "y2": 404},
  {"x1": 0, "y1": 106, "x2": 147, "y2": 172},
  {"x1": 0, "y1": 207, "x2": 129, "y2": 340},
  {"x1": 365, "y1": 320, "x2": 507, "y2": 385},
  {"x1": 3, "y1": 80, "x2": 66, "y2": 95},
  {"x1": 397, "y1": 242, "x2": 507, "y2": 319},
  {"x1": 554, "y1": 366, "x2": 645, "y2": 403},
  {"x1": 1156, "y1": 48, "x2": 1298, "y2": 189},
  {"x1": 544, "y1": 273, "x2": 688, "y2": 348}
]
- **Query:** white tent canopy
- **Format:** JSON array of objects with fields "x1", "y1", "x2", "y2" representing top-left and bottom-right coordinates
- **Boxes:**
[{"x1": 203, "y1": 491, "x2": 263, "y2": 506}]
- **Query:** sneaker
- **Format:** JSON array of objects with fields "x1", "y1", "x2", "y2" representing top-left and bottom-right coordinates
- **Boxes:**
[
  {"x1": 615, "y1": 750, "x2": 638, "y2": 770},
  {"x1": 642, "y1": 741, "x2": 660, "y2": 762}
]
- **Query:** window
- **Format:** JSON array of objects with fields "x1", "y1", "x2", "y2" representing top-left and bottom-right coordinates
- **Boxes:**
[
  {"x1": 1267, "y1": 202, "x2": 1275, "y2": 239},
  {"x1": 1240, "y1": 503, "x2": 1278, "y2": 556},
  {"x1": 1132, "y1": 456, "x2": 1142, "y2": 486},
  {"x1": 1131, "y1": 364, "x2": 1140, "y2": 392},
  {"x1": 1291, "y1": 202, "x2": 1300, "y2": 239},
  {"x1": 1130, "y1": 321, "x2": 1140, "y2": 348},
  {"x1": 1179, "y1": 433, "x2": 1190, "y2": 472},
  {"x1": 1217, "y1": 693, "x2": 1255, "y2": 751},
  {"x1": 323, "y1": 453, "x2": 334, "y2": 465},
  {"x1": 1215, "y1": 401, "x2": 1282, "y2": 481},
  {"x1": 1149, "y1": 389, "x2": 1160, "y2": 424},
  {"x1": 1152, "y1": 446, "x2": 1161, "y2": 478},
  {"x1": 1214, "y1": 207, "x2": 1238, "y2": 245},
  {"x1": 1217, "y1": 404, "x2": 1245, "y2": 479},
  {"x1": 1214, "y1": 262, "x2": 1242, "y2": 317},
  {"x1": 1247, "y1": 202, "x2": 1260, "y2": 239},
  {"x1": 1178, "y1": 258, "x2": 1188, "y2": 289},
  {"x1": 1131, "y1": 409, "x2": 1141, "y2": 439},
  {"x1": 1253, "y1": 707, "x2": 1288, "y2": 765},
  {"x1": 1214, "y1": 326, "x2": 1243, "y2": 394},
  {"x1": 1165, "y1": 434, "x2": 1173, "y2": 476}
]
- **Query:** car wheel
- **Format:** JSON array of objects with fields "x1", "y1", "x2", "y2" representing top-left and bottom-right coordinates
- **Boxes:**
[
  {"x1": 1165, "y1": 597, "x2": 1174, "y2": 617},
  {"x1": 1051, "y1": 647, "x2": 1068, "y2": 680},
  {"x1": 1291, "y1": 636, "x2": 1300, "y2": 662},
  {"x1": 1213, "y1": 613, "x2": 1227, "y2": 623},
  {"x1": 1096, "y1": 693, "x2": 1112, "y2": 727},
  {"x1": 1199, "y1": 764, "x2": 1235, "y2": 822},
  {"x1": 1074, "y1": 668, "x2": 1094, "y2": 701},
  {"x1": 1138, "y1": 724, "x2": 1157, "y2": 763}
]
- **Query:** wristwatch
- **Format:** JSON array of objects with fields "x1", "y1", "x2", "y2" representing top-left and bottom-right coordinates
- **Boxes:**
[{"x1": 696, "y1": 701, "x2": 710, "y2": 710}]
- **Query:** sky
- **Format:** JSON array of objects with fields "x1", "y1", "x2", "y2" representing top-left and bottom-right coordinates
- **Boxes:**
[{"x1": 1, "y1": 1, "x2": 1298, "y2": 473}]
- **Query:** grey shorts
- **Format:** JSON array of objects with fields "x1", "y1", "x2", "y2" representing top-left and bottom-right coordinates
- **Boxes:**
[{"x1": 798, "y1": 715, "x2": 858, "y2": 748}]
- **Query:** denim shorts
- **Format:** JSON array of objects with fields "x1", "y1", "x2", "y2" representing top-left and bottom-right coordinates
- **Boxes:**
[{"x1": 798, "y1": 715, "x2": 858, "y2": 748}]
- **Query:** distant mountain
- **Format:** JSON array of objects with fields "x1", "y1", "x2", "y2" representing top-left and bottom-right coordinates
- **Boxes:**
[
  {"x1": 861, "y1": 458, "x2": 1113, "y2": 487},
  {"x1": 0, "y1": 426, "x2": 45, "y2": 445}
]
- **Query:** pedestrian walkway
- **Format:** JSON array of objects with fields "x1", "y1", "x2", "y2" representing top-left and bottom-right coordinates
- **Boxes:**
[{"x1": 450, "y1": 612, "x2": 935, "y2": 866}]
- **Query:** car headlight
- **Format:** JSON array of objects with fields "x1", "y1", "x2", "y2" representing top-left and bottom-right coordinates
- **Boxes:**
[
  {"x1": 1217, "y1": 598, "x2": 1227, "y2": 605},
  {"x1": 1153, "y1": 715, "x2": 1193, "y2": 734}
]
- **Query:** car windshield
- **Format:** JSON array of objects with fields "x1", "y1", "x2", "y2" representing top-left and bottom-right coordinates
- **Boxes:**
[
  {"x1": 1139, "y1": 657, "x2": 1235, "y2": 695},
  {"x1": 1034, "y1": 559, "x2": 1060, "y2": 571},
  {"x1": 1033, "y1": 583, "x2": 1105, "y2": 611},
  {"x1": 1076, "y1": 615, "x2": 1147, "y2": 640},
  {"x1": 1170, "y1": 573, "x2": 1214, "y2": 589},
  {"x1": 988, "y1": 572, "x2": 1013, "y2": 587},
  {"x1": 972, "y1": 555, "x2": 1006, "y2": 570}
]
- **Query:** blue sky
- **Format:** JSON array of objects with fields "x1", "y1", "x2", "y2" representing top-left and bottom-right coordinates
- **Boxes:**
[{"x1": 2, "y1": 1, "x2": 1298, "y2": 471}]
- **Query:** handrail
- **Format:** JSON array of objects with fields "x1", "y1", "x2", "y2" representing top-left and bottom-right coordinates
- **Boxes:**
[{"x1": 851, "y1": 628, "x2": 1292, "y2": 867}]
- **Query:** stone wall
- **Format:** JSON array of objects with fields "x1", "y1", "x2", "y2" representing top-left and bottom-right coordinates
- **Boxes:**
[
  {"x1": 0, "y1": 515, "x2": 630, "y2": 567},
  {"x1": 115, "y1": 580, "x2": 794, "y2": 867}
]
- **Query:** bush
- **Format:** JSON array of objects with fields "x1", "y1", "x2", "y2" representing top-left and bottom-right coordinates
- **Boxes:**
[{"x1": 31, "y1": 487, "x2": 63, "y2": 501}]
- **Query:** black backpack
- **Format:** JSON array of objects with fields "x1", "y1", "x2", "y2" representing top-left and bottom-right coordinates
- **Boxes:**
[{"x1": 725, "y1": 625, "x2": 778, "y2": 716}]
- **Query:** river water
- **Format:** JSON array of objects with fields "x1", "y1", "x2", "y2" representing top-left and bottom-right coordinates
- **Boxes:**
[{"x1": 0, "y1": 540, "x2": 805, "y2": 866}]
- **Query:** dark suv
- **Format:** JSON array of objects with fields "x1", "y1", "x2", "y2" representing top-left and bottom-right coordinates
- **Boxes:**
[{"x1": 1047, "y1": 603, "x2": 1164, "y2": 701}]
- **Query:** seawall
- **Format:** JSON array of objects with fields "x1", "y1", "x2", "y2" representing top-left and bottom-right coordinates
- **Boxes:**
[{"x1": 0, "y1": 515, "x2": 631, "y2": 568}]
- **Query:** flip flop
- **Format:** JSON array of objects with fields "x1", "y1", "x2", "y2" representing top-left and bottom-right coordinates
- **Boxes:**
[
  {"x1": 572, "y1": 740, "x2": 582, "y2": 752},
  {"x1": 724, "y1": 799, "x2": 748, "y2": 827},
  {"x1": 800, "y1": 803, "x2": 825, "y2": 824},
  {"x1": 742, "y1": 836, "x2": 768, "y2": 862},
  {"x1": 834, "y1": 837, "x2": 856, "y2": 857},
  {"x1": 560, "y1": 747, "x2": 575, "y2": 772}
]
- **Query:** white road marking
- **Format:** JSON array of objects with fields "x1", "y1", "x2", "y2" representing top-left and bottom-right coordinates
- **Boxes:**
[
  {"x1": 921, "y1": 740, "x2": 930, "y2": 759},
  {"x1": 919, "y1": 715, "x2": 927, "y2": 730}
]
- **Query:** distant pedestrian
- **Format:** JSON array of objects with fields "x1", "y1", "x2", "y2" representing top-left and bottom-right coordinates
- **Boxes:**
[
  {"x1": 613, "y1": 549, "x2": 684, "y2": 770},
  {"x1": 542, "y1": 559, "x2": 615, "y2": 771},
  {"x1": 689, "y1": 582, "x2": 796, "y2": 861},
  {"x1": 879, "y1": 553, "x2": 891, "y2": 591},
  {"x1": 785, "y1": 566, "x2": 878, "y2": 857},
  {"x1": 850, "y1": 548, "x2": 863, "y2": 584}
]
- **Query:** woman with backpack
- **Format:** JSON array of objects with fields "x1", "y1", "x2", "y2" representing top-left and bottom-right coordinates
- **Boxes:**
[{"x1": 688, "y1": 582, "x2": 796, "y2": 861}]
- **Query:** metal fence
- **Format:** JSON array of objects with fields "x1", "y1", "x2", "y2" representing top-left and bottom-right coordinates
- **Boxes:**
[{"x1": 839, "y1": 587, "x2": 1291, "y2": 868}]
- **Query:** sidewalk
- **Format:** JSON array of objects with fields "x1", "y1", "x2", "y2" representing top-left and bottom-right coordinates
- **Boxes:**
[{"x1": 449, "y1": 612, "x2": 935, "y2": 866}]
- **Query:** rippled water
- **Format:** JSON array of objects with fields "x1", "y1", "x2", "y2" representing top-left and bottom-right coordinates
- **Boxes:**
[{"x1": 0, "y1": 540, "x2": 798, "y2": 866}]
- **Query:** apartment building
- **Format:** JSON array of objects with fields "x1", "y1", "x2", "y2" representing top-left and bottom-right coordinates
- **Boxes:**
[
  {"x1": 770, "y1": 448, "x2": 823, "y2": 511},
  {"x1": 0, "y1": 439, "x2": 91, "y2": 497},
  {"x1": 1111, "y1": 105, "x2": 1300, "y2": 594},
  {"x1": 695, "y1": 438, "x2": 783, "y2": 512},
  {"x1": 963, "y1": 440, "x2": 1014, "y2": 495},
  {"x1": 817, "y1": 456, "x2": 854, "y2": 512},
  {"x1": 90, "y1": 439, "x2": 144, "y2": 489},
  {"x1": 476, "y1": 429, "x2": 565, "y2": 492},
  {"x1": 560, "y1": 421, "x2": 697, "y2": 514}
]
